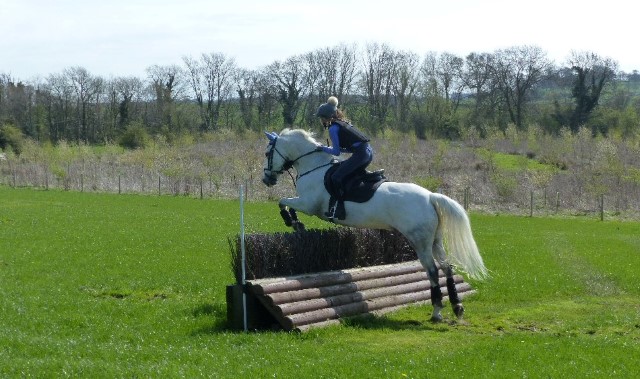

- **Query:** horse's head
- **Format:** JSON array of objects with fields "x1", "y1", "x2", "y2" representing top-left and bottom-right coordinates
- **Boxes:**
[
  {"x1": 262, "y1": 131, "x2": 289, "y2": 186},
  {"x1": 262, "y1": 129, "x2": 323, "y2": 186}
]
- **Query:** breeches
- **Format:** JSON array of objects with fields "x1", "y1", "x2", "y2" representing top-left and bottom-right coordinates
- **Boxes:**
[{"x1": 331, "y1": 143, "x2": 373, "y2": 195}]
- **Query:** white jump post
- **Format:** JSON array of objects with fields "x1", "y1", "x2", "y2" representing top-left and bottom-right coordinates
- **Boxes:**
[{"x1": 239, "y1": 184, "x2": 248, "y2": 332}]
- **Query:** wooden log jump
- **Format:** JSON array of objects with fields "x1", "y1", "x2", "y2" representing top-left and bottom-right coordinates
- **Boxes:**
[{"x1": 228, "y1": 259, "x2": 475, "y2": 332}]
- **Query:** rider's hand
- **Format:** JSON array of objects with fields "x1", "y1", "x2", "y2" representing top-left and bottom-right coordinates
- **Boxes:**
[{"x1": 315, "y1": 146, "x2": 324, "y2": 152}]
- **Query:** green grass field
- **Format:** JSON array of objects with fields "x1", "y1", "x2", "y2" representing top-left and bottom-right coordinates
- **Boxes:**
[{"x1": 1, "y1": 187, "x2": 639, "y2": 378}]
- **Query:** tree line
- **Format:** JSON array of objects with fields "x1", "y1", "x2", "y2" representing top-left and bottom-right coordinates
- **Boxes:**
[{"x1": 1, "y1": 43, "x2": 639, "y2": 152}]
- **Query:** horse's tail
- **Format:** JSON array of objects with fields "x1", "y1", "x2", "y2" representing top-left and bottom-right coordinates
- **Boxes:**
[{"x1": 429, "y1": 193, "x2": 488, "y2": 280}]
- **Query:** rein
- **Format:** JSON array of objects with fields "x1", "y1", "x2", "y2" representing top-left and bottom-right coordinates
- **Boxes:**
[{"x1": 297, "y1": 160, "x2": 337, "y2": 179}]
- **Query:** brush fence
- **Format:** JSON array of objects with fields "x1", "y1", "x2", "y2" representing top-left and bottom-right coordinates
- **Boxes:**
[{"x1": 231, "y1": 259, "x2": 474, "y2": 332}]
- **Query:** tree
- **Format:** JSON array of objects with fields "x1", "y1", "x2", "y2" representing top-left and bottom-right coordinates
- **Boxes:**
[
  {"x1": 565, "y1": 51, "x2": 618, "y2": 134},
  {"x1": 491, "y1": 46, "x2": 551, "y2": 130},
  {"x1": 436, "y1": 52, "x2": 465, "y2": 107},
  {"x1": 64, "y1": 67, "x2": 102, "y2": 142},
  {"x1": 361, "y1": 43, "x2": 396, "y2": 132},
  {"x1": 43, "y1": 73, "x2": 74, "y2": 142},
  {"x1": 313, "y1": 44, "x2": 359, "y2": 106},
  {"x1": 461, "y1": 52, "x2": 500, "y2": 133},
  {"x1": 146, "y1": 64, "x2": 183, "y2": 132},
  {"x1": 267, "y1": 55, "x2": 309, "y2": 126},
  {"x1": 391, "y1": 50, "x2": 420, "y2": 132},
  {"x1": 183, "y1": 53, "x2": 236, "y2": 131},
  {"x1": 254, "y1": 68, "x2": 280, "y2": 128},
  {"x1": 235, "y1": 68, "x2": 259, "y2": 131}
]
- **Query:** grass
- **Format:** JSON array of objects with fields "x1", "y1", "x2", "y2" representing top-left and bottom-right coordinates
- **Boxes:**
[
  {"x1": 1, "y1": 186, "x2": 639, "y2": 378},
  {"x1": 478, "y1": 148, "x2": 559, "y2": 173}
]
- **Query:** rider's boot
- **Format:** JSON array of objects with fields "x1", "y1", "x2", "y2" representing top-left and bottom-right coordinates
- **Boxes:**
[
  {"x1": 325, "y1": 197, "x2": 337, "y2": 220},
  {"x1": 325, "y1": 189, "x2": 346, "y2": 220}
]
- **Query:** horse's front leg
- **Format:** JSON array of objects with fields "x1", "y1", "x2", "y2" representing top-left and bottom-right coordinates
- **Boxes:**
[{"x1": 278, "y1": 197, "x2": 315, "y2": 232}]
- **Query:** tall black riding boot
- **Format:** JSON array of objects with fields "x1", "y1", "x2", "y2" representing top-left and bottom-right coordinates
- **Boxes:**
[{"x1": 334, "y1": 189, "x2": 346, "y2": 220}]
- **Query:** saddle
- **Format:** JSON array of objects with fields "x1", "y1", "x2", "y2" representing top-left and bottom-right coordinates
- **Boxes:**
[{"x1": 324, "y1": 162, "x2": 387, "y2": 220}]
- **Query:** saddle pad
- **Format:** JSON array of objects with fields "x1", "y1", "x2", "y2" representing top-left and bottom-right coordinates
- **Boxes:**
[{"x1": 324, "y1": 164, "x2": 387, "y2": 203}]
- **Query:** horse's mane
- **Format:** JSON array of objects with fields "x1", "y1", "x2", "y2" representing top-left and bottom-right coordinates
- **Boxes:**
[{"x1": 280, "y1": 128, "x2": 318, "y2": 144}]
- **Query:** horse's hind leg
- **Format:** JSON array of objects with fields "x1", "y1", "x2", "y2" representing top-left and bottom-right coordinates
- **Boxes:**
[
  {"x1": 405, "y1": 222, "x2": 445, "y2": 322},
  {"x1": 434, "y1": 239, "x2": 464, "y2": 319},
  {"x1": 411, "y1": 240, "x2": 444, "y2": 322}
]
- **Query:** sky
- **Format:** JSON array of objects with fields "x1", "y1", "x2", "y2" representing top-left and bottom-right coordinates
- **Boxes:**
[{"x1": 2, "y1": 0, "x2": 638, "y2": 80}]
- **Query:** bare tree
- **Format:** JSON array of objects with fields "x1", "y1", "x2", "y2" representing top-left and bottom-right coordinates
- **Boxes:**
[
  {"x1": 43, "y1": 73, "x2": 74, "y2": 141},
  {"x1": 436, "y1": 52, "x2": 465, "y2": 106},
  {"x1": 391, "y1": 50, "x2": 420, "y2": 132},
  {"x1": 64, "y1": 67, "x2": 102, "y2": 142},
  {"x1": 254, "y1": 68, "x2": 280, "y2": 128},
  {"x1": 417, "y1": 52, "x2": 438, "y2": 97},
  {"x1": 234, "y1": 68, "x2": 259, "y2": 131},
  {"x1": 491, "y1": 45, "x2": 551, "y2": 130},
  {"x1": 462, "y1": 52, "x2": 500, "y2": 133},
  {"x1": 183, "y1": 53, "x2": 236, "y2": 131},
  {"x1": 112, "y1": 76, "x2": 144, "y2": 128},
  {"x1": 361, "y1": 43, "x2": 396, "y2": 132},
  {"x1": 267, "y1": 55, "x2": 309, "y2": 126},
  {"x1": 314, "y1": 43, "x2": 359, "y2": 104},
  {"x1": 201, "y1": 52, "x2": 236, "y2": 130},
  {"x1": 146, "y1": 64, "x2": 183, "y2": 132}
]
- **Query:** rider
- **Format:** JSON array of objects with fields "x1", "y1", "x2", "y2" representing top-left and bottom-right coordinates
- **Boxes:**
[{"x1": 315, "y1": 96, "x2": 373, "y2": 220}]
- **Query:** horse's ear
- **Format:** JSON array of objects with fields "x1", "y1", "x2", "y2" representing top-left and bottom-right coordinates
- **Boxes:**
[{"x1": 264, "y1": 131, "x2": 278, "y2": 141}]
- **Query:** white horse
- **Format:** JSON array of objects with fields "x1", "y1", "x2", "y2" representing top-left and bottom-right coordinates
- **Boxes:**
[{"x1": 261, "y1": 128, "x2": 487, "y2": 322}]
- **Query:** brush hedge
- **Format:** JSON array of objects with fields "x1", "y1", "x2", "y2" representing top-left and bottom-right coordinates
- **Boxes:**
[{"x1": 230, "y1": 228, "x2": 417, "y2": 282}]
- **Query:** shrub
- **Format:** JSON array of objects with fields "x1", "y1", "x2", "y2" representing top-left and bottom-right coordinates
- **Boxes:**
[
  {"x1": 491, "y1": 171, "x2": 518, "y2": 201},
  {"x1": 415, "y1": 175, "x2": 444, "y2": 192},
  {"x1": 119, "y1": 123, "x2": 150, "y2": 150},
  {"x1": 0, "y1": 123, "x2": 24, "y2": 155}
]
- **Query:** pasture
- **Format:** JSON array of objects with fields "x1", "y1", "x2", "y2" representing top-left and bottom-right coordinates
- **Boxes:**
[{"x1": 1, "y1": 186, "x2": 639, "y2": 378}]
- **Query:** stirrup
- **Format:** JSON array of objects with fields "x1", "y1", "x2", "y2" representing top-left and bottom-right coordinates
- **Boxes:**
[{"x1": 324, "y1": 205, "x2": 337, "y2": 219}]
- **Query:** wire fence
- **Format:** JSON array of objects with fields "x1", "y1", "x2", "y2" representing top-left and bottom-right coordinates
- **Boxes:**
[{"x1": 2, "y1": 158, "x2": 638, "y2": 221}]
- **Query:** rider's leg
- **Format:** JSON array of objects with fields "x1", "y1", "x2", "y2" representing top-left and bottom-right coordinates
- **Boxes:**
[{"x1": 325, "y1": 145, "x2": 372, "y2": 220}]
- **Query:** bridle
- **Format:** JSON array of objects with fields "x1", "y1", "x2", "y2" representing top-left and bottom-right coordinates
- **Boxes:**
[{"x1": 263, "y1": 136, "x2": 328, "y2": 186}]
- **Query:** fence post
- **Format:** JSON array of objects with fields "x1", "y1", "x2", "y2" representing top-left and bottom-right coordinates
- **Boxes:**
[
  {"x1": 463, "y1": 187, "x2": 470, "y2": 211},
  {"x1": 555, "y1": 192, "x2": 560, "y2": 214},
  {"x1": 600, "y1": 194, "x2": 604, "y2": 221},
  {"x1": 118, "y1": 175, "x2": 121, "y2": 194},
  {"x1": 529, "y1": 190, "x2": 534, "y2": 217},
  {"x1": 158, "y1": 175, "x2": 161, "y2": 196}
]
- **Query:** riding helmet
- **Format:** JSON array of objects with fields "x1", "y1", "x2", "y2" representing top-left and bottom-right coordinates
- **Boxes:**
[{"x1": 315, "y1": 96, "x2": 339, "y2": 118}]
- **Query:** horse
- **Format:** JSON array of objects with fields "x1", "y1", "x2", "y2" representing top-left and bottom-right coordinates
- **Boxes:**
[{"x1": 261, "y1": 128, "x2": 488, "y2": 322}]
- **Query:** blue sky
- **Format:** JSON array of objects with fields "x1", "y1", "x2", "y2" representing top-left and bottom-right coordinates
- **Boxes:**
[{"x1": 2, "y1": 0, "x2": 637, "y2": 79}]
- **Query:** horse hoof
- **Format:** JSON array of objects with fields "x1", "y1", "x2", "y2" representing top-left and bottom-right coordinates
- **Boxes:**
[
  {"x1": 430, "y1": 314, "x2": 443, "y2": 323},
  {"x1": 453, "y1": 304, "x2": 465, "y2": 319},
  {"x1": 293, "y1": 222, "x2": 306, "y2": 232}
]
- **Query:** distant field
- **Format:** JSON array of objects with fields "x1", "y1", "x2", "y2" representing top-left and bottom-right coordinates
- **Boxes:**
[{"x1": 1, "y1": 186, "x2": 639, "y2": 378}]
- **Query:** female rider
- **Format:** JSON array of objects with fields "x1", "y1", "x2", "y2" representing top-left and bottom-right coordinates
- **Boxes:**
[{"x1": 315, "y1": 96, "x2": 373, "y2": 220}]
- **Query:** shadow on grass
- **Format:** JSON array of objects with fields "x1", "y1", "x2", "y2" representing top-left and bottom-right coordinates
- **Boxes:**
[
  {"x1": 341, "y1": 313, "x2": 456, "y2": 332},
  {"x1": 191, "y1": 302, "x2": 232, "y2": 335},
  {"x1": 190, "y1": 302, "x2": 458, "y2": 334}
]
